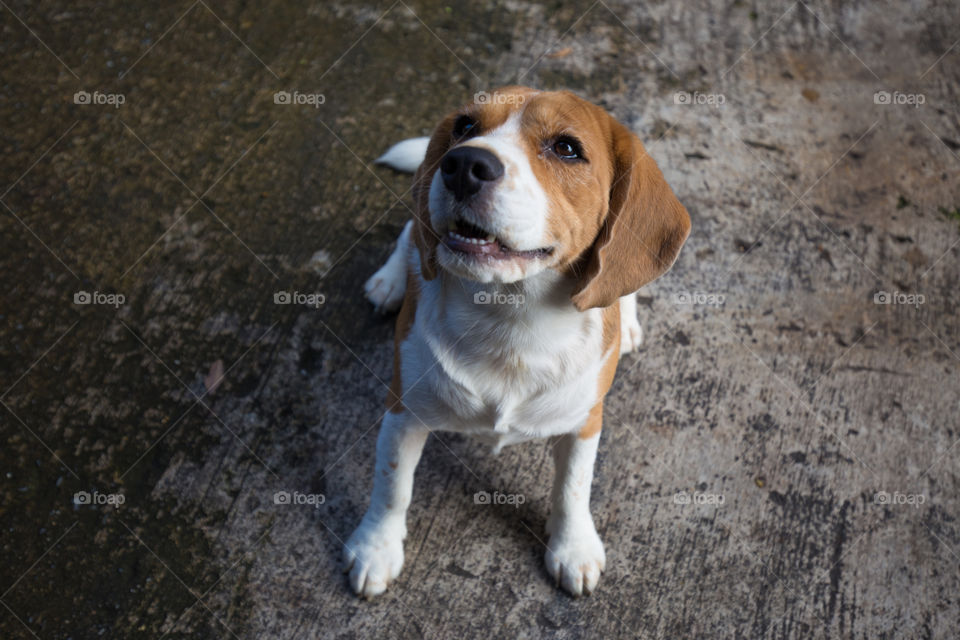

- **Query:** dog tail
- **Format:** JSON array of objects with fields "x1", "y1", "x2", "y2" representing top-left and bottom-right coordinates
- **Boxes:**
[{"x1": 375, "y1": 137, "x2": 429, "y2": 173}]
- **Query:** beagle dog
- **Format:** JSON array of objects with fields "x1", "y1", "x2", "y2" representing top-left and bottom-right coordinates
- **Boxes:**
[{"x1": 344, "y1": 86, "x2": 690, "y2": 597}]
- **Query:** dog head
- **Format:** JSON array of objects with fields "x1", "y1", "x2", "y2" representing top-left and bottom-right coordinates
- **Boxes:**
[{"x1": 411, "y1": 86, "x2": 691, "y2": 310}]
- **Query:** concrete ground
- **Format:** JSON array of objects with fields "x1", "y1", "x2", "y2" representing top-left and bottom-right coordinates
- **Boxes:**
[{"x1": 1, "y1": 0, "x2": 959, "y2": 638}]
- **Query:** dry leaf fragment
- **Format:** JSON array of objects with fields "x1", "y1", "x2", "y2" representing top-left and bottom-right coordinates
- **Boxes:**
[{"x1": 204, "y1": 359, "x2": 225, "y2": 394}]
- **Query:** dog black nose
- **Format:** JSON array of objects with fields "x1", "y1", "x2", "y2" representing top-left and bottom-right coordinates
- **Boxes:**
[{"x1": 440, "y1": 146, "x2": 504, "y2": 201}]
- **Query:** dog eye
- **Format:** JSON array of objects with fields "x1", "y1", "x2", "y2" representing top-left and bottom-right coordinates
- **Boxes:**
[
  {"x1": 552, "y1": 137, "x2": 583, "y2": 161},
  {"x1": 453, "y1": 115, "x2": 478, "y2": 139}
]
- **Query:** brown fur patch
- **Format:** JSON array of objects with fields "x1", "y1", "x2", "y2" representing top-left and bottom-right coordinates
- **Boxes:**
[
  {"x1": 570, "y1": 116, "x2": 691, "y2": 311},
  {"x1": 579, "y1": 302, "x2": 621, "y2": 439},
  {"x1": 387, "y1": 271, "x2": 418, "y2": 413},
  {"x1": 526, "y1": 93, "x2": 617, "y2": 275},
  {"x1": 579, "y1": 400, "x2": 604, "y2": 440}
]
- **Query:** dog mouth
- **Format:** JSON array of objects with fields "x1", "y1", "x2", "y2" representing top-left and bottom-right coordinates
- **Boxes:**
[{"x1": 443, "y1": 217, "x2": 553, "y2": 260}]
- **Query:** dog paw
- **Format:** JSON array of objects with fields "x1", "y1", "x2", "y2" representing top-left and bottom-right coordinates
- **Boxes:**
[
  {"x1": 619, "y1": 315, "x2": 643, "y2": 354},
  {"x1": 343, "y1": 518, "x2": 406, "y2": 598},
  {"x1": 364, "y1": 266, "x2": 405, "y2": 313},
  {"x1": 544, "y1": 519, "x2": 606, "y2": 596}
]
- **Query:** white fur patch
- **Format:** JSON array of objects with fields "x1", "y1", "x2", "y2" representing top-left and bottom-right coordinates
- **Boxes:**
[
  {"x1": 619, "y1": 292, "x2": 643, "y2": 353},
  {"x1": 364, "y1": 220, "x2": 411, "y2": 312},
  {"x1": 545, "y1": 433, "x2": 605, "y2": 596},
  {"x1": 343, "y1": 413, "x2": 428, "y2": 597},
  {"x1": 375, "y1": 137, "x2": 429, "y2": 173}
]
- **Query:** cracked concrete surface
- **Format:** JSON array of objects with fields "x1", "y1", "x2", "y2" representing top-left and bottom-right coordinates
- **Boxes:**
[{"x1": 1, "y1": 0, "x2": 959, "y2": 638}]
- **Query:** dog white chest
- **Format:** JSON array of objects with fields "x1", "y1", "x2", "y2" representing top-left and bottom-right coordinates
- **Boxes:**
[{"x1": 398, "y1": 279, "x2": 606, "y2": 449}]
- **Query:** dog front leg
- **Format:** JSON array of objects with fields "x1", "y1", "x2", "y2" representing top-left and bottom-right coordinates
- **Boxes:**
[
  {"x1": 545, "y1": 428, "x2": 605, "y2": 596},
  {"x1": 343, "y1": 411, "x2": 428, "y2": 598}
]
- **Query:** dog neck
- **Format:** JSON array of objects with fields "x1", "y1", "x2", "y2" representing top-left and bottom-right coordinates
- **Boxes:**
[
  {"x1": 440, "y1": 266, "x2": 578, "y2": 312},
  {"x1": 417, "y1": 266, "x2": 598, "y2": 356}
]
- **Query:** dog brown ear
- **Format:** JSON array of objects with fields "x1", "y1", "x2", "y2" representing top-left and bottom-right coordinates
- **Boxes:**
[
  {"x1": 570, "y1": 120, "x2": 691, "y2": 311},
  {"x1": 410, "y1": 114, "x2": 457, "y2": 281}
]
